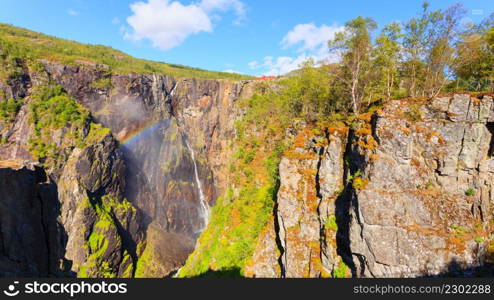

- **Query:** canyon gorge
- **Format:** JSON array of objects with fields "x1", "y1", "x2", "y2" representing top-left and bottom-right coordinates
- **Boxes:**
[{"x1": 1, "y1": 58, "x2": 493, "y2": 278}]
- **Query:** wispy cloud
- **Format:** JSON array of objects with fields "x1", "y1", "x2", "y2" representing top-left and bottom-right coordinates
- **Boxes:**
[
  {"x1": 249, "y1": 23, "x2": 344, "y2": 76},
  {"x1": 124, "y1": 0, "x2": 246, "y2": 50},
  {"x1": 249, "y1": 55, "x2": 311, "y2": 77},
  {"x1": 67, "y1": 9, "x2": 79, "y2": 16},
  {"x1": 282, "y1": 23, "x2": 343, "y2": 53}
]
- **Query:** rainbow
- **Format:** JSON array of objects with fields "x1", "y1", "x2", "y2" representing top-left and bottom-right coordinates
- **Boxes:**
[{"x1": 118, "y1": 120, "x2": 164, "y2": 146}]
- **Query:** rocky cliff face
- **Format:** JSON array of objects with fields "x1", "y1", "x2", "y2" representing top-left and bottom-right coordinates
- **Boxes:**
[
  {"x1": 0, "y1": 162, "x2": 63, "y2": 277},
  {"x1": 0, "y1": 60, "x2": 252, "y2": 277},
  {"x1": 1, "y1": 58, "x2": 493, "y2": 278},
  {"x1": 40, "y1": 63, "x2": 254, "y2": 277},
  {"x1": 247, "y1": 94, "x2": 494, "y2": 278},
  {"x1": 348, "y1": 94, "x2": 494, "y2": 277}
]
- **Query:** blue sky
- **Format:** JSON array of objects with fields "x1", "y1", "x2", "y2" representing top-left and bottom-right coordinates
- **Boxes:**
[{"x1": 0, "y1": 0, "x2": 493, "y2": 75}]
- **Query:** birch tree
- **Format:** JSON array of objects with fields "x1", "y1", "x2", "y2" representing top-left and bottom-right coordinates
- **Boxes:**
[{"x1": 328, "y1": 16, "x2": 377, "y2": 116}]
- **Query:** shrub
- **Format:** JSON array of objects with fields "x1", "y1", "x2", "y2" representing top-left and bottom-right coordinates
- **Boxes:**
[
  {"x1": 465, "y1": 188, "x2": 476, "y2": 197},
  {"x1": 0, "y1": 98, "x2": 23, "y2": 122}
]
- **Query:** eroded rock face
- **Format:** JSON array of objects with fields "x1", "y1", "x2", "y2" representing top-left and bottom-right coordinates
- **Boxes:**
[
  {"x1": 2, "y1": 57, "x2": 493, "y2": 279},
  {"x1": 42, "y1": 65, "x2": 255, "y2": 276},
  {"x1": 0, "y1": 61, "x2": 253, "y2": 277},
  {"x1": 348, "y1": 94, "x2": 494, "y2": 278},
  {"x1": 43, "y1": 64, "x2": 250, "y2": 237},
  {"x1": 57, "y1": 134, "x2": 144, "y2": 277},
  {"x1": 248, "y1": 94, "x2": 494, "y2": 278},
  {"x1": 247, "y1": 125, "x2": 349, "y2": 278}
]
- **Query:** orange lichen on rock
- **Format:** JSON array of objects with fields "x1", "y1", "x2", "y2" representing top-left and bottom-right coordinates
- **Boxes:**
[
  {"x1": 328, "y1": 126, "x2": 349, "y2": 136},
  {"x1": 401, "y1": 127, "x2": 412, "y2": 135},
  {"x1": 358, "y1": 112, "x2": 373, "y2": 122},
  {"x1": 370, "y1": 154, "x2": 380, "y2": 161},
  {"x1": 357, "y1": 135, "x2": 378, "y2": 151},
  {"x1": 284, "y1": 150, "x2": 318, "y2": 160},
  {"x1": 356, "y1": 127, "x2": 372, "y2": 136},
  {"x1": 198, "y1": 95, "x2": 211, "y2": 108}
]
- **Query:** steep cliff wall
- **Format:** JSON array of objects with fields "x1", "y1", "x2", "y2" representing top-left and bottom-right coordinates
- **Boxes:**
[
  {"x1": 39, "y1": 63, "x2": 254, "y2": 277},
  {"x1": 348, "y1": 94, "x2": 494, "y2": 277},
  {"x1": 0, "y1": 162, "x2": 63, "y2": 277},
  {"x1": 245, "y1": 94, "x2": 494, "y2": 278},
  {"x1": 1, "y1": 57, "x2": 493, "y2": 279},
  {"x1": 0, "y1": 60, "x2": 252, "y2": 277}
]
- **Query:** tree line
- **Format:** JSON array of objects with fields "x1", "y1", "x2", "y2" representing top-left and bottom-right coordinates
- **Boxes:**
[{"x1": 288, "y1": 2, "x2": 493, "y2": 119}]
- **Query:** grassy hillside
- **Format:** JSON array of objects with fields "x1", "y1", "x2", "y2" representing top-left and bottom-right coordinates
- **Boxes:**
[{"x1": 0, "y1": 23, "x2": 252, "y2": 81}]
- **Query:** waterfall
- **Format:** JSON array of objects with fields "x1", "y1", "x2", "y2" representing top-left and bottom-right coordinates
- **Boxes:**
[{"x1": 185, "y1": 140, "x2": 210, "y2": 229}]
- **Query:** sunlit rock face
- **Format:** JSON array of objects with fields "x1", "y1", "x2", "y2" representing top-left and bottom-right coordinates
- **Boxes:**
[
  {"x1": 347, "y1": 94, "x2": 494, "y2": 278},
  {"x1": 36, "y1": 62, "x2": 253, "y2": 276},
  {"x1": 2, "y1": 58, "x2": 493, "y2": 278},
  {"x1": 247, "y1": 94, "x2": 494, "y2": 278}
]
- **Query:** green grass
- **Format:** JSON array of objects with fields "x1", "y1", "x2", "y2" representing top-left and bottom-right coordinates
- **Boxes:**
[
  {"x1": 475, "y1": 237, "x2": 485, "y2": 243},
  {"x1": 179, "y1": 184, "x2": 277, "y2": 277},
  {"x1": 78, "y1": 194, "x2": 138, "y2": 279},
  {"x1": 135, "y1": 242, "x2": 156, "y2": 278},
  {"x1": 88, "y1": 230, "x2": 109, "y2": 257},
  {"x1": 85, "y1": 123, "x2": 111, "y2": 145},
  {"x1": 89, "y1": 76, "x2": 112, "y2": 89},
  {"x1": 451, "y1": 225, "x2": 469, "y2": 237},
  {"x1": 0, "y1": 23, "x2": 252, "y2": 81}
]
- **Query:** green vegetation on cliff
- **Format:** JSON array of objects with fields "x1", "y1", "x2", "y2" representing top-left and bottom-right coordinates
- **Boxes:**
[
  {"x1": 78, "y1": 195, "x2": 138, "y2": 278},
  {"x1": 0, "y1": 97, "x2": 22, "y2": 123},
  {"x1": 179, "y1": 84, "x2": 289, "y2": 277},
  {"x1": 181, "y1": 2, "x2": 494, "y2": 278},
  {"x1": 27, "y1": 85, "x2": 112, "y2": 168},
  {"x1": 0, "y1": 23, "x2": 252, "y2": 81},
  {"x1": 28, "y1": 85, "x2": 88, "y2": 163}
]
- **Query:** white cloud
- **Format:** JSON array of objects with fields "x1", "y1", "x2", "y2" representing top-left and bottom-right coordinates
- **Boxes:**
[
  {"x1": 282, "y1": 23, "x2": 343, "y2": 52},
  {"x1": 200, "y1": 0, "x2": 245, "y2": 22},
  {"x1": 125, "y1": 0, "x2": 246, "y2": 50},
  {"x1": 67, "y1": 9, "x2": 79, "y2": 16},
  {"x1": 249, "y1": 23, "x2": 343, "y2": 76},
  {"x1": 249, "y1": 54, "x2": 311, "y2": 76}
]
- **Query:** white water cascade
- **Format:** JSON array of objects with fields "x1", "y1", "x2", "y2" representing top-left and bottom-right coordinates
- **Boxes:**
[{"x1": 185, "y1": 140, "x2": 210, "y2": 229}]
